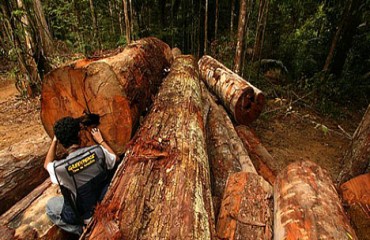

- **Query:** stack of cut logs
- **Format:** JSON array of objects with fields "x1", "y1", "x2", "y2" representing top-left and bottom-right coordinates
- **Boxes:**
[{"x1": 0, "y1": 37, "x2": 367, "y2": 240}]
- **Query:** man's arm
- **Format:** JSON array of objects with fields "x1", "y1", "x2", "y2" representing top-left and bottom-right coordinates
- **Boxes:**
[
  {"x1": 44, "y1": 136, "x2": 58, "y2": 170},
  {"x1": 91, "y1": 128, "x2": 117, "y2": 160}
]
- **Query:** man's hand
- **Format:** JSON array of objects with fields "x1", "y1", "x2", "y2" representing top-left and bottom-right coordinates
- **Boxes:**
[{"x1": 91, "y1": 128, "x2": 104, "y2": 144}]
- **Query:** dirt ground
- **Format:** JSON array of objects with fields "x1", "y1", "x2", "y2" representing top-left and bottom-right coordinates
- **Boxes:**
[
  {"x1": 0, "y1": 81, "x2": 47, "y2": 150},
  {"x1": 0, "y1": 79, "x2": 368, "y2": 238}
]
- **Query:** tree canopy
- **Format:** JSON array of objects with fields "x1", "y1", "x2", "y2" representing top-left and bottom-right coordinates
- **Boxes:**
[{"x1": 0, "y1": 0, "x2": 369, "y2": 110}]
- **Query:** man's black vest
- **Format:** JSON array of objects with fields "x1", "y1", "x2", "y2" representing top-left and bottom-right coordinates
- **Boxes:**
[{"x1": 54, "y1": 145, "x2": 108, "y2": 224}]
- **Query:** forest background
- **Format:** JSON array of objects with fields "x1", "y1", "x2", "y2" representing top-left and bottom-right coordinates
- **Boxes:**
[{"x1": 0, "y1": 0, "x2": 369, "y2": 115}]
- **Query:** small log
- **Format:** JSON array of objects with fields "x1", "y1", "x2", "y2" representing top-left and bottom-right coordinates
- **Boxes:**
[
  {"x1": 236, "y1": 125, "x2": 278, "y2": 185},
  {"x1": 217, "y1": 172, "x2": 272, "y2": 240},
  {"x1": 0, "y1": 132, "x2": 49, "y2": 215},
  {"x1": 337, "y1": 104, "x2": 370, "y2": 185},
  {"x1": 0, "y1": 179, "x2": 74, "y2": 240},
  {"x1": 41, "y1": 37, "x2": 172, "y2": 155},
  {"x1": 83, "y1": 56, "x2": 215, "y2": 239},
  {"x1": 340, "y1": 173, "x2": 370, "y2": 240},
  {"x1": 201, "y1": 82, "x2": 256, "y2": 218},
  {"x1": 274, "y1": 161, "x2": 358, "y2": 240},
  {"x1": 198, "y1": 55, "x2": 265, "y2": 124}
]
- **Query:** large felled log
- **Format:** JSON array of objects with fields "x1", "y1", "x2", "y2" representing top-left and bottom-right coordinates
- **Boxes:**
[
  {"x1": 198, "y1": 55, "x2": 265, "y2": 124},
  {"x1": 0, "y1": 132, "x2": 49, "y2": 215},
  {"x1": 337, "y1": 104, "x2": 370, "y2": 185},
  {"x1": 340, "y1": 173, "x2": 370, "y2": 240},
  {"x1": 83, "y1": 55, "x2": 215, "y2": 239},
  {"x1": 41, "y1": 37, "x2": 172, "y2": 155},
  {"x1": 0, "y1": 179, "x2": 75, "y2": 240},
  {"x1": 236, "y1": 125, "x2": 278, "y2": 185},
  {"x1": 217, "y1": 172, "x2": 272, "y2": 240},
  {"x1": 274, "y1": 161, "x2": 358, "y2": 240},
  {"x1": 201, "y1": 82, "x2": 256, "y2": 218}
]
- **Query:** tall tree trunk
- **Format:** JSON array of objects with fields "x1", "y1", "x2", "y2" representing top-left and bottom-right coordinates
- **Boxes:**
[
  {"x1": 204, "y1": 0, "x2": 209, "y2": 54},
  {"x1": 117, "y1": 0, "x2": 124, "y2": 35},
  {"x1": 241, "y1": 0, "x2": 254, "y2": 76},
  {"x1": 233, "y1": 0, "x2": 247, "y2": 75},
  {"x1": 83, "y1": 56, "x2": 216, "y2": 239},
  {"x1": 2, "y1": 0, "x2": 40, "y2": 97},
  {"x1": 252, "y1": 0, "x2": 269, "y2": 63},
  {"x1": 89, "y1": 0, "x2": 101, "y2": 49},
  {"x1": 129, "y1": 0, "x2": 134, "y2": 39},
  {"x1": 274, "y1": 161, "x2": 358, "y2": 240},
  {"x1": 108, "y1": 0, "x2": 115, "y2": 35},
  {"x1": 230, "y1": 0, "x2": 235, "y2": 38},
  {"x1": 73, "y1": 0, "x2": 85, "y2": 51},
  {"x1": 123, "y1": 0, "x2": 131, "y2": 43},
  {"x1": 17, "y1": 0, "x2": 32, "y2": 52},
  {"x1": 199, "y1": 55, "x2": 265, "y2": 124},
  {"x1": 322, "y1": 0, "x2": 353, "y2": 72},
  {"x1": 337, "y1": 104, "x2": 370, "y2": 185},
  {"x1": 214, "y1": 0, "x2": 219, "y2": 40},
  {"x1": 33, "y1": 0, "x2": 53, "y2": 57},
  {"x1": 330, "y1": 0, "x2": 362, "y2": 76},
  {"x1": 41, "y1": 37, "x2": 172, "y2": 156}
]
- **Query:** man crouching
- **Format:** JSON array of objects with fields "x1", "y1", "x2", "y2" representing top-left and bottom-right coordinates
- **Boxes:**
[{"x1": 44, "y1": 116, "x2": 117, "y2": 235}]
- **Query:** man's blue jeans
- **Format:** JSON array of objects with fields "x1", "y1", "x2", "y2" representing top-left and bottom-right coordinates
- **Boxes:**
[{"x1": 45, "y1": 196, "x2": 83, "y2": 235}]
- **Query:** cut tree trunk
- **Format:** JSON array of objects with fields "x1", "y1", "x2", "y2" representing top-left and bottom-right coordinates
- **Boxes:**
[
  {"x1": 0, "y1": 179, "x2": 74, "y2": 240},
  {"x1": 340, "y1": 173, "x2": 370, "y2": 240},
  {"x1": 0, "y1": 132, "x2": 49, "y2": 215},
  {"x1": 236, "y1": 125, "x2": 278, "y2": 185},
  {"x1": 198, "y1": 55, "x2": 265, "y2": 124},
  {"x1": 274, "y1": 161, "x2": 358, "y2": 240},
  {"x1": 337, "y1": 104, "x2": 370, "y2": 185},
  {"x1": 201, "y1": 82, "x2": 256, "y2": 218},
  {"x1": 41, "y1": 37, "x2": 172, "y2": 156},
  {"x1": 217, "y1": 172, "x2": 272, "y2": 240},
  {"x1": 83, "y1": 55, "x2": 215, "y2": 239}
]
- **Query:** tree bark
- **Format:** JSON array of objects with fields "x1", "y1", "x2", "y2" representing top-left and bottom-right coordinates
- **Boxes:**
[
  {"x1": 204, "y1": 0, "x2": 209, "y2": 54},
  {"x1": 234, "y1": 0, "x2": 247, "y2": 75},
  {"x1": 0, "y1": 179, "x2": 74, "y2": 239},
  {"x1": 108, "y1": 0, "x2": 115, "y2": 35},
  {"x1": 337, "y1": 104, "x2": 370, "y2": 185},
  {"x1": 201, "y1": 82, "x2": 256, "y2": 218},
  {"x1": 236, "y1": 125, "x2": 277, "y2": 185},
  {"x1": 252, "y1": 0, "x2": 269, "y2": 62},
  {"x1": 33, "y1": 0, "x2": 54, "y2": 57},
  {"x1": 0, "y1": 132, "x2": 49, "y2": 215},
  {"x1": 123, "y1": 0, "x2": 131, "y2": 44},
  {"x1": 230, "y1": 0, "x2": 235, "y2": 38},
  {"x1": 41, "y1": 37, "x2": 172, "y2": 156},
  {"x1": 340, "y1": 173, "x2": 370, "y2": 240},
  {"x1": 83, "y1": 55, "x2": 215, "y2": 239},
  {"x1": 323, "y1": 0, "x2": 352, "y2": 72},
  {"x1": 217, "y1": 172, "x2": 272, "y2": 240},
  {"x1": 89, "y1": 0, "x2": 101, "y2": 49},
  {"x1": 17, "y1": 0, "x2": 33, "y2": 53},
  {"x1": 2, "y1": 0, "x2": 41, "y2": 97},
  {"x1": 129, "y1": 0, "x2": 134, "y2": 38},
  {"x1": 198, "y1": 55, "x2": 265, "y2": 124},
  {"x1": 274, "y1": 161, "x2": 358, "y2": 240}
]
